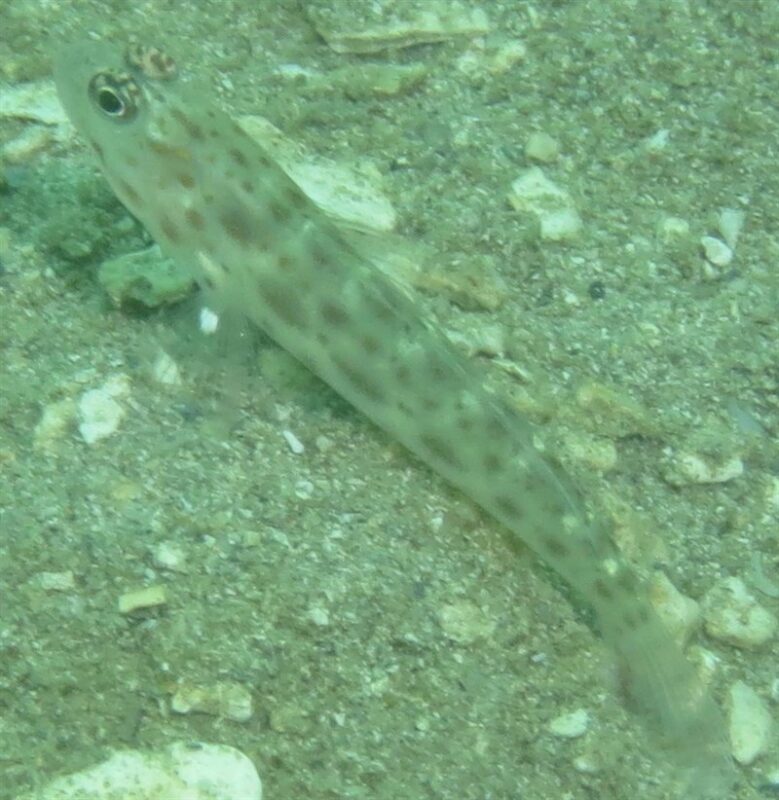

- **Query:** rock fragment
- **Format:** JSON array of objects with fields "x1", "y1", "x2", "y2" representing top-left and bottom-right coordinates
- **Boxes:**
[
  {"x1": 729, "y1": 681, "x2": 772, "y2": 766},
  {"x1": 17, "y1": 741, "x2": 262, "y2": 800},
  {"x1": 702, "y1": 577, "x2": 778, "y2": 648},
  {"x1": 171, "y1": 681, "x2": 254, "y2": 723},
  {"x1": 508, "y1": 167, "x2": 582, "y2": 241}
]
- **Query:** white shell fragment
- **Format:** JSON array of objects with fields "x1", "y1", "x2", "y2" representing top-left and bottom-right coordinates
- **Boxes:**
[
  {"x1": 728, "y1": 681, "x2": 772, "y2": 766},
  {"x1": 508, "y1": 167, "x2": 582, "y2": 241},
  {"x1": 171, "y1": 681, "x2": 254, "y2": 722},
  {"x1": 17, "y1": 741, "x2": 262, "y2": 800},
  {"x1": 702, "y1": 577, "x2": 778, "y2": 649}
]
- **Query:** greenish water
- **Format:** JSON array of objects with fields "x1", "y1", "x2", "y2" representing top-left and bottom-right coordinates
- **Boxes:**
[{"x1": 0, "y1": 2, "x2": 776, "y2": 799}]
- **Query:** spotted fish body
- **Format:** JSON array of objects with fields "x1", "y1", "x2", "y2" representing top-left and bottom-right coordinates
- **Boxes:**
[{"x1": 55, "y1": 43, "x2": 733, "y2": 796}]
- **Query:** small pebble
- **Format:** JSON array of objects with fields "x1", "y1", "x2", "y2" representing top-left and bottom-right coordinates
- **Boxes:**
[
  {"x1": 34, "y1": 399, "x2": 76, "y2": 449},
  {"x1": 729, "y1": 681, "x2": 772, "y2": 765},
  {"x1": 657, "y1": 215, "x2": 690, "y2": 244},
  {"x1": 152, "y1": 541, "x2": 187, "y2": 572},
  {"x1": 35, "y1": 570, "x2": 76, "y2": 592},
  {"x1": 307, "y1": 605, "x2": 330, "y2": 627},
  {"x1": 152, "y1": 351, "x2": 181, "y2": 386},
  {"x1": 525, "y1": 131, "x2": 560, "y2": 163},
  {"x1": 118, "y1": 585, "x2": 167, "y2": 615},
  {"x1": 701, "y1": 235, "x2": 733, "y2": 267},
  {"x1": 508, "y1": 167, "x2": 582, "y2": 242},
  {"x1": 78, "y1": 375, "x2": 130, "y2": 445},
  {"x1": 437, "y1": 600, "x2": 495, "y2": 644},
  {"x1": 294, "y1": 479, "x2": 315, "y2": 500},
  {"x1": 282, "y1": 429, "x2": 305, "y2": 454},
  {"x1": 718, "y1": 208, "x2": 745, "y2": 250},
  {"x1": 548, "y1": 708, "x2": 590, "y2": 738}
]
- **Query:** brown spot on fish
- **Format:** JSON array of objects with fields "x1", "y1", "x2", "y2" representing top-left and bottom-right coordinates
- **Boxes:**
[
  {"x1": 229, "y1": 147, "x2": 248, "y2": 167},
  {"x1": 117, "y1": 178, "x2": 142, "y2": 207},
  {"x1": 543, "y1": 537, "x2": 570, "y2": 558},
  {"x1": 594, "y1": 578, "x2": 613, "y2": 601},
  {"x1": 483, "y1": 453, "x2": 503, "y2": 473},
  {"x1": 177, "y1": 172, "x2": 195, "y2": 189},
  {"x1": 159, "y1": 213, "x2": 180, "y2": 243},
  {"x1": 89, "y1": 139, "x2": 104, "y2": 159},
  {"x1": 495, "y1": 495, "x2": 523, "y2": 519},
  {"x1": 261, "y1": 281, "x2": 308, "y2": 329},
  {"x1": 331, "y1": 355, "x2": 383, "y2": 403},
  {"x1": 219, "y1": 205, "x2": 254, "y2": 245},
  {"x1": 320, "y1": 300, "x2": 349, "y2": 327},
  {"x1": 361, "y1": 335, "x2": 381, "y2": 355},
  {"x1": 171, "y1": 107, "x2": 204, "y2": 140},
  {"x1": 185, "y1": 208, "x2": 205, "y2": 230},
  {"x1": 419, "y1": 434, "x2": 462, "y2": 470}
]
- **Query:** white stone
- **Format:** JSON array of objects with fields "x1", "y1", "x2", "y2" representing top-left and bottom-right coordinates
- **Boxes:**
[
  {"x1": 540, "y1": 208, "x2": 582, "y2": 241},
  {"x1": 152, "y1": 541, "x2": 187, "y2": 572},
  {"x1": 308, "y1": 605, "x2": 330, "y2": 627},
  {"x1": 703, "y1": 577, "x2": 778, "y2": 648},
  {"x1": 548, "y1": 708, "x2": 590, "y2": 738},
  {"x1": 78, "y1": 375, "x2": 130, "y2": 445},
  {"x1": 729, "y1": 681, "x2": 772, "y2": 765},
  {"x1": 153, "y1": 351, "x2": 181, "y2": 385},
  {"x1": 199, "y1": 306, "x2": 220, "y2": 334},
  {"x1": 508, "y1": 167, "x2": 582, "y2": 241},
  {"x1": 171, "y1": 682, "x2": 253, "y2": 723},
  {"x1": 701, "y1": 235, "x2": 733, "y2": 267},
  {"x1": 17, "y1": 741, "x2": 261, "y2": 800},
  {"x1": 34, "y1": 399, "x2": 76, "y2": 449}
]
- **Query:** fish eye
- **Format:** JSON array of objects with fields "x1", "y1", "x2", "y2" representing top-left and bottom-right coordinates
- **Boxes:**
[
  {"x1": 96, "y1": 86, "x2": 124, "y2": 115},
  {"x1": 88, "y1": 73, "x2": 138, "y2": 122}
]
